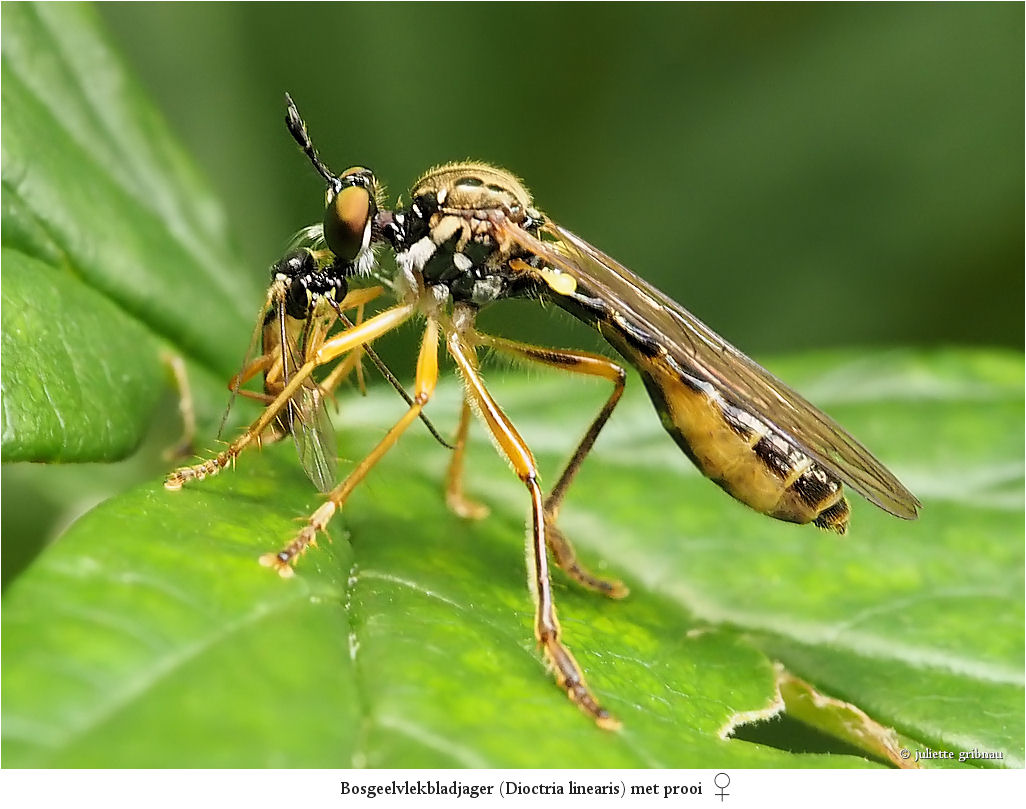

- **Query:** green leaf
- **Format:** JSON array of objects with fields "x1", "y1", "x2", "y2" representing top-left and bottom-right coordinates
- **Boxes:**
[
  {"x1": 0, "y1": 250, "x2": 163, "y2": 462},
  {"x1": 3, "y1": 351, "x2": 1021, "y2": 767},
  {"x1": 1, "y1": 2, "x2": 258, "y2": 462}
]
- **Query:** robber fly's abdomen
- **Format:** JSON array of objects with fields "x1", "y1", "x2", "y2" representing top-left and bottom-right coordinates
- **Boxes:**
[
  {"x1": 635, "y1": 353, "x2": 851, "y2": 532},
  {"x1": 557, "y1": 298, "x2": 852, "y2": 533}
]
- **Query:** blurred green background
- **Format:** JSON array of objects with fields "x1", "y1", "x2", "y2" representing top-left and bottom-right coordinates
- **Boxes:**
[{"x1": 97, "y1": 2, "x2": 1022, "y2": 361}]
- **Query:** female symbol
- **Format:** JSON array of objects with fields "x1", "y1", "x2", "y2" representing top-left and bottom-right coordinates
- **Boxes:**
[{"x1": 714, "y1": 772, "x2": 731, "y2": 801}]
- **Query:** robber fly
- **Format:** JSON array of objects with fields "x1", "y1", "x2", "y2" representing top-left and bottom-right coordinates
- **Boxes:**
[{"x1": 166, "y1": 94, "x2": 920, "y2": 729}]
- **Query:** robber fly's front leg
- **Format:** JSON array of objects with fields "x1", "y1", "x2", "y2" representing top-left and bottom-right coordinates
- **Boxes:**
[
  {"x1": 164, "y1": 302, "x2": 415, "y2": 490},
  {"x1": 261, "y1": 318, "x2": 439, "y2": 574}
]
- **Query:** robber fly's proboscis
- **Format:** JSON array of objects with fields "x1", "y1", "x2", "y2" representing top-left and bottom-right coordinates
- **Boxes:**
[{"x1": 166, "y1": 94, "x2": 920, "y2": 730}]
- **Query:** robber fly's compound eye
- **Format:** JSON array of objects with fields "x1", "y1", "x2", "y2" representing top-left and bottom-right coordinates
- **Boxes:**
[{"x1": 323, "y1": 168, "x2": 376, "y2": 263}]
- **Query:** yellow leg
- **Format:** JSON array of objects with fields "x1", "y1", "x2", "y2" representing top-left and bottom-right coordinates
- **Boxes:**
[
  {"x1": 470, "y1": 333, "x2": 629, "y2": 598},
  {"x1": 260, "y1": 318, "x2": 440, "y2": 574},
  {"x1": 318, "y1": 288, "x2": 385, "y2": 397},
  {"x1": 446, "y1": 317, "x2": 619, "y2": 730},
  {"x1": 165, "y1": 302, "x2": 416, "y2": 490},
  {"x1": 445, "y1": 397, "x2": 490, "y2": 520},
  {"x1": 354, "y1": 302, "x2": 368, "y2": 395},
  {"x1": 322, "y1": 304, "x2": 454, "y2": 450},
  {"x1": 242, "y1": 283, "x2": 385, "y2": 409},
  {"x1": 228, "y1": 352, "x2": 275, "y2": 393},
  {"x1": 223, "y1": 353, "x2": 283, "y2": 408},
  {"x1": 317, "y1": 346, "x2": 365, "y2": 400}
]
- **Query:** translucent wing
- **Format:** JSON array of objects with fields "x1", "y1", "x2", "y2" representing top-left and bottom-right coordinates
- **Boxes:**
[
  {"x1": 289, "y1": 383, "x2": 338, "y2": 493},
  {"x1": 218, "y1": 289, "x2": 278, "y2": 440},
  {"x1": 504, "y1": 220, "x2": 920, "y2": 520},
  {"x1": 274, "y1": 302, "x2": 339, "y2": 494}
]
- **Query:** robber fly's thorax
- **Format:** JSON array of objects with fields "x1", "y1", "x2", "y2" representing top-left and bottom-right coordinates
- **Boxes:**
[
  {"x1": 383, "y1": 162, "x2": 544, "y2": 307},
  {"x1": 413, "y1": 162, "x2": 534, "y2": 216}
]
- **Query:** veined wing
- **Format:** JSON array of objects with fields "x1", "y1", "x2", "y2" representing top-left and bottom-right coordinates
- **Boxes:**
[
  {"x1": 218, "y1": 288, "x2": 279, "y2": 440},
  {"x1": 505, "y1": 220, "x2": 920, "y2": 520},
  {"x1": 289, "y1": 383, "x2": 338, "y2": 493},
  {"x1": 276, "y1": 302, "x2": 339, "y2": 494}
]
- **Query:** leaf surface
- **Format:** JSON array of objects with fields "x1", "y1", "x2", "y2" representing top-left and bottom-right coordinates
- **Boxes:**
[
  {"x1": 3, "y1": 352, "x2": 1021, "y2": 768},
  {"x1": 1, "y1": 2, "x2": 258, "y2": 462}
]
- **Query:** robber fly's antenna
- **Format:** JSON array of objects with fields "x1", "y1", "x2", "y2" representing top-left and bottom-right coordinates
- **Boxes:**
[{"x1": 284, "y1": 92, "x2": 342, "y2": 193}]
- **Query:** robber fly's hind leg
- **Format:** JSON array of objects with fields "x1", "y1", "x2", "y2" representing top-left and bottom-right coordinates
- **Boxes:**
[
  {"x1": 261, "y1": 318, "x2": 439, "y2": 576},
  {"x1": 447, "y1": 320, "x2": 619, "y2": 730},
  {"x1": 445, "y1": 397, "x2": 491, "y2": 520},
  {"x1": 475, "y1": 333, "x2": 629, "y2": 599}
]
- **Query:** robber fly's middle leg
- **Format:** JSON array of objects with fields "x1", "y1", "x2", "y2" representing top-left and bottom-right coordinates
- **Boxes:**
[
  {"x1": 446, "y1": 324, "x2": 620, "y2": 729},
  {"x1": 445, "y1": 397, "x2": 491, "y2": 520},
  {"x1": 460, "y1": 332, "x2": 629, "y2": 599}
]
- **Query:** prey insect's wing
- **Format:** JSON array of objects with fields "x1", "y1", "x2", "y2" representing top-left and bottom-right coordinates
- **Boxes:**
[
  {"x1": 278, "y1": 306, "x2": 339, "y2": 493},
  {"x1": 290, "y1": 383, "x2": 339, "y2": 493},
  {"x1": 505, "y1": 220, "x2": 920, "y2": 520},
  {"x1": 218, "y1": 289, "x2": 278, "y2": 440}
]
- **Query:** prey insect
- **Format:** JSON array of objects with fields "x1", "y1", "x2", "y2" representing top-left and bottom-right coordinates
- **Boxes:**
[
  {"x1": 167, "y1": 94, "x2": 920, "y2": 729},
  {"x1": 169, "y1": 225, "x2": 452, "y2": 493}
]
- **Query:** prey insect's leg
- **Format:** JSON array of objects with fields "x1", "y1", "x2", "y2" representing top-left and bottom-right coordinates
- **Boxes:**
[
  {"x1": 447, "y1": 327, "x2": 619, "y2": 730},
  {"x1": 261, "y1": 318, "x2": 440, "y2": 575},
  {"x1": 475, "y1": 334, "x2": 629, "y2": 599},
  {"x1": 445, "y1": 397, "x2": 490, "y2": 520},
  {"x1": 162, "y1": 353, "x2": 196, "y2": 460},
  {"x1": 239, "y1": 284, "x2": 384, "y2": 414},
  {"x1": 317, "y1": 286, "x2": 385, "y2": 397},
  {"x1": 317, "y1": 346, "x2": 365, "y2": 400},
  {"x1": 165, "y1": 302, "x2": 416, "y2": 490},
  {"x1": 229, "y1": 353, "x2": 275, "y2": 392},
  {"x1": 225, "y1": 353, "x2": 282, "y2": 406}
]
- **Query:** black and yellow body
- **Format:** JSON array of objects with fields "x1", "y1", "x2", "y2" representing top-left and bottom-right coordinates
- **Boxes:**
[
  {"x1": 557, "y1": 285, "x2": 850, "y2": 532},
  {"x1": 167, "y1": 95, "x2": 919, "y2": 730}
]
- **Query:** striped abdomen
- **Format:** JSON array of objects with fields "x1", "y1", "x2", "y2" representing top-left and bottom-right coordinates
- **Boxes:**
[
  {"x1": 547, "y1": 282, "x2": 851, "y2": 532},
  {"x1": 631, "y1": 349, "x2": 850, "y2": 532}
]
